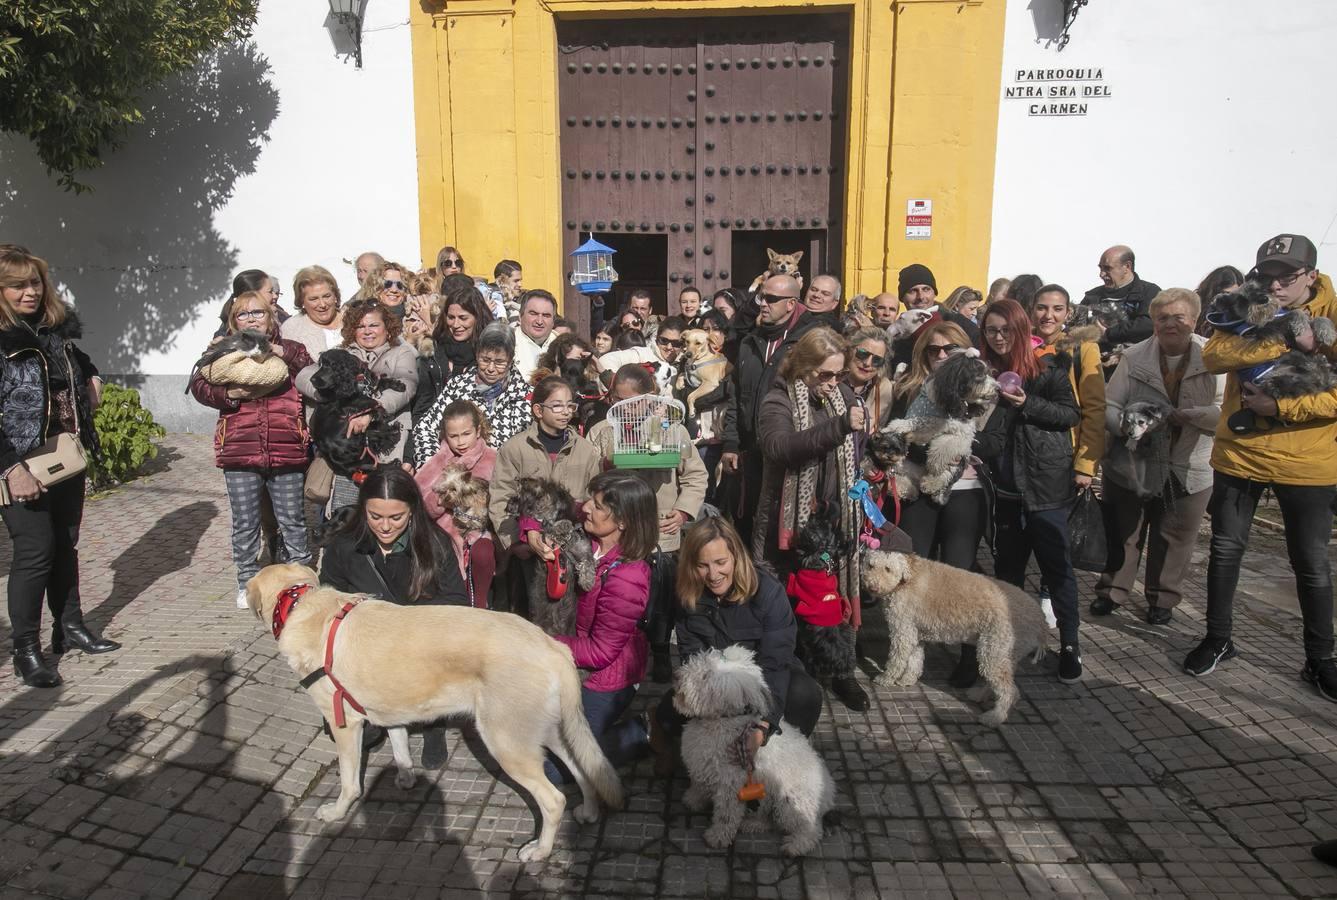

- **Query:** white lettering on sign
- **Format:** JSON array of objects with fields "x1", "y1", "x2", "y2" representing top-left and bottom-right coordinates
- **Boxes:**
[
  {"x1": 905, "y1": 198, "x2": 932, "y2": 241},
  {"x1": 1003, "y1": 66, "x2": 1110, "y2": 117}
]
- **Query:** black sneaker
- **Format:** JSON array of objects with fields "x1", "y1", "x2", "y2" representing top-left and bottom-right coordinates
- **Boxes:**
[
  {"x1": 1089, "y1": 597, "x2": 1119, "y2": 616},
  {"x1": 1301, "y1": 658, "x2": 1337, "y2": 703},
  {"x1": 1145, "y1": 606, "x2": 1173, "y2": 626},
  {"x1": 1058, "y1": 645, "x2": 1083, "y2": 683},
  {"x1": 1183, "y1": 637, "x2": 1236, "y2": 676}
]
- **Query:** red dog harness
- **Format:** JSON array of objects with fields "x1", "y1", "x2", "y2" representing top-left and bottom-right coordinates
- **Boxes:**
[{"x1": 272, "y1": 585, "x2": 367, "y2": 729}]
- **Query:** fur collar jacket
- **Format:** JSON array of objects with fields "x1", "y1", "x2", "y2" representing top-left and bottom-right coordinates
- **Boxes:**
[
  {"x1": 1041, "y1": 326, "x2": 1107, "y2": 478},
  {"x1": 0, "y1": 308, "x2": 101, "y2": 471}
]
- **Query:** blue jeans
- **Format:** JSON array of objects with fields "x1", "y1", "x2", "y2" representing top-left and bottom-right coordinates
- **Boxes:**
[
  {"x1": 545, "y1": 684, "x2": 646, "y2": 784},
  {"x1": 994, "y1": 498, "x2": 1080, "y2": 646}
]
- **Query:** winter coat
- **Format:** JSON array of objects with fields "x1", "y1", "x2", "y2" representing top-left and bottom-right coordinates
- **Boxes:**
[
  {"x1": 597, "y1": 345, "x2": 678, "y2": 394},
  {"x1": 1103, "y1": 335, "x2": 1222, "y2": 496},
  {"x1": 1203, "y1": 272, "x2": 1337, "y2": 486},
  {"x1": 975, "y1": 352, "x2": 1081, "y2": 511},
  {"x1": 553, "y1": 546, "x2": 651, "y2": 692},
  {"x1": 1081, "y1": 276, "x2": 1163, "y2": 349},
  {"x1": 721, "y1": 309, "x2": 824, "y2": 454},
  {"x1": 412, "y1": 343, "x2": 450, "y2": 431},
  {"x1": 755, "y1": 378, "x2": 857, "y2": 572},
  {"x1": 0, "y1": 308, "x2": 101, "y2": 472},
  {"x1": 190, "y1": 337, "x2": 313, "y2": 470},
  {"x1": 676, "y1": 570, "x2": 798, "y2": 724},
  {"x1": 318, "y1": 527, "x2": 469, "y2": 606},
  {"x1": 279, "y1": 313, "x2": 343, "y2": 364},
  {"x1": 586, "y1": 419, "x2": 708, "y2": 552},
  {"x1": 514, "y1": 328, "x2": 556, "y2": 382},
  {"x1": 296, "y1": 340, "x2": 419, "y2": 463},
  {"x1": 415, "y1": 441, "x2": 498, "y2": 574},
  {"x1": 410, "y1": 366, "x2": 532, "y2": 468},
  {"x1": 487, "y1": 424, "x2": 603, "y2": 549},
  {"x1": 1042, "y1": 328, "x2": 1106, "y2": 478}
]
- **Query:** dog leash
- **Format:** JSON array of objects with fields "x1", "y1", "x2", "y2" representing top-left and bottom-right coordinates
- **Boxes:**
[{"x1": 735, "y1": 727, "x2": 766, "y2": 803}]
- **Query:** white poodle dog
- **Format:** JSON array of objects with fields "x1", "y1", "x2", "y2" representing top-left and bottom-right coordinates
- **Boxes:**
[
  {"x1": 673, "y1": 646, "x2": 835, "y2": 856},
  {"x1": 861, "y1": 550, "x2": 1048, "y2": 726}
]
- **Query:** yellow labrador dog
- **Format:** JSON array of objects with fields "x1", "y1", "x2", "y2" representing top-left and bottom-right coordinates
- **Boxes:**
[{"x1": 246, "y1": 563, "x2": 623, "y2": 862}]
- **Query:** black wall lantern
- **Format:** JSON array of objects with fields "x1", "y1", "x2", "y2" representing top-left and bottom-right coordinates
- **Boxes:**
[
  {"x1": 1058, "y1": 0, "x2": 1090, "y2": 51},
  {"x1": 329, "y1": 0, "x2": 366, "y2": 68}
]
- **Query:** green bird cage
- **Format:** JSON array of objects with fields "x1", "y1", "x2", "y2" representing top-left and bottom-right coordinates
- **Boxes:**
[{"x1": 607, "y1": 393, "x2": 686, "y2": 470}]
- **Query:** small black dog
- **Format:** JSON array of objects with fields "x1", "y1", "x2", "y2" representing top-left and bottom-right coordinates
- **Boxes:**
[
  {"x1": 503, "y1": 476, "x2": 598, "y2": 636},
  {"x1": 307, "y1": 348, "x2": 406, "y2": 476},
  {"x1": 787, "y1": 517, "x2": 857, "y2": 683}
]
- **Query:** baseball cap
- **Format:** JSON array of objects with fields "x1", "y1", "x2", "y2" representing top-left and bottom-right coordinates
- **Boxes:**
[{"x1": 1255, "y1": 234, "x2": 1317, "y2": 272}]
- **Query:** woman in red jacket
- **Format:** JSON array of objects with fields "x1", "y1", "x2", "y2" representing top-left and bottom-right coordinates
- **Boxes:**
[
  {"x1": 190, "y1": 291, "x2": 314, "y2": 608},
  {"x1": 545, "y1": 471, "x2": 657, "y2": 783}
]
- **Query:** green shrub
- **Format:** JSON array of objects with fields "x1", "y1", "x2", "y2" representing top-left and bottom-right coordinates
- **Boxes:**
[{"x1": 87, "y1": 383, "x2": 166, "y2": 490}]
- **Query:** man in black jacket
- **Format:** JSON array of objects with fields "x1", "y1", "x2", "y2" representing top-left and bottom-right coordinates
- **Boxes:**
[
  {"x1": 889, "y1": 263, "x2": 980, "y2": 368},
  {"x1": 1080, "y1": 244, "x2": 1162, "y2": 355},
  {"x1": 720, "y1": 274, "x2": 821, "y2": 545}
]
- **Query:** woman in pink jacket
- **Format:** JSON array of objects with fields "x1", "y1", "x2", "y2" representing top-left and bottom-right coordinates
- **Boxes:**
[
  {"x1": 544, "y1": 471, "x2": 657, "y2": 783},
  {"x1": 414, "y1": 400, "x2": 498, "y2": 607}
]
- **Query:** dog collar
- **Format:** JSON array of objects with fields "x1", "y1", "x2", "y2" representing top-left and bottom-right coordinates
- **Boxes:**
[{"x1": 272, "y1": 583, "x2": 314, "y2": 639}]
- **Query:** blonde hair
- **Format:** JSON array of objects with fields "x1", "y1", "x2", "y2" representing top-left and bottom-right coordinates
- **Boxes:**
[
  {"x1": 1149, "y1": 287, "x2": 1201, "y2": 321},
  {"x1": 227, "y1": 290, "x2": 276, "y2": 335},
  {"x1": 676, "y1": 517, "x2": 759, "y2": 610},
  {"x1": 894, "y1": 321, "x2": 970, "y2": 407},
  {"x1": 778, "y1": 326, "x2": 847, "y2": 382},
  {"x1": 944, "y1": 285, "x2": 983, "y2": 314},
  {"x1": 0, "y1": 247, "x2": 66, "y2": 331},
  {"x1": 292, "y1": 265, "x2": 341, "y2": 311}
]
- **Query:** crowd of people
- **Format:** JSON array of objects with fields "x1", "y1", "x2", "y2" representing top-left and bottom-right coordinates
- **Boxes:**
[{"x1": 3, "y1": 232, "x2": 1336, "y2": 795}]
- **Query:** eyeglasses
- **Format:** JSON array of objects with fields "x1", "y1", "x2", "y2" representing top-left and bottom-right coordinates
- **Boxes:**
[
  {"x1": 984, "y1": 327, "x2": 1011, "y2": 339},
  {"x1": 476, "y1": 356, "x2": 509, "y2": 370},
  {"x1": 657, "y1": 336, "x2": 686, "y2": 349},
  {"x1": 853, "y1": 348, "x2": 886, "y2": 366},
  {"x1": 815, "y1": 369, "x2": 844, "y2": 382},
  {"x1": 758, "y1": 293, "x2": 797, "y2": 305},
  {"x1": 382, "y1": 279, "x2": 407, "y2": 291},
  {"x1": 235, "y1": 309, "x2": 267, "y2": 320},
  {"x1": 926, "y1": 343, "x2": 959, "y2": 356},
  {"x1": 540, "y1": 402, "x2": 579, "y2": 413},
  {"x1": 1256, "y1": 269, "x2": 1310, "y2": 288}
]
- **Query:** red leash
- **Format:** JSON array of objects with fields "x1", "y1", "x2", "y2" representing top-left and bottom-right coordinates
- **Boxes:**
[{"x1": 323, "y1": 601, "x2": 367, "y2": 728}]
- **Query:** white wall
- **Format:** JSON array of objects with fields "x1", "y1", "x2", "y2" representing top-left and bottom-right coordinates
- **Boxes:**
[
  {"x1": 988, "y1": 0, "x2": 1337, "y2": 297},
  {"x1": 0, "y1": 0, "x2": 420, "y2": 429}
]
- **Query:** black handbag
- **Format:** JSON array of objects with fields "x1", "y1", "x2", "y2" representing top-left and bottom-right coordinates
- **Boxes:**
[{"x1": 1068, "y1": 488, "x2": 1108, "y2": 572}]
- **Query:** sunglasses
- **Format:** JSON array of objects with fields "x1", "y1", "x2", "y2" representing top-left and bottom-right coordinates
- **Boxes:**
[
  {"x1": 657, "y1": 336, "x2": 686, "y2": 349},
  {"x1": 758, "y1": 293, "x2": 797, "y2": 305},
  {"x1": 382, "y1": 279, "x2": 407, "y2": 291},
  {"x1": 441, "y1": 259, "x2": 462, "y2": 269},
  {"x1": 926, "y1": 343, "x2": 959, "y2": 356},
  {"x1": 1254, "y1": 268, "x2": 1310, "y2": 288},
  {"x1": 854, "y1": 348, "x2": 886, "y2": 366},
  {"x1": 815, "y1": 369, "x2": 844, "y2": 382}
]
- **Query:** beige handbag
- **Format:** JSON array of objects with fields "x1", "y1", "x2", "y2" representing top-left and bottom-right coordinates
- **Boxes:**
[
  {"x1": 304, "y1": 456, "x2": 334, "y2": 503},
  {"x1": 25, "y1": 432, "x2": 87, "y2": 488}
]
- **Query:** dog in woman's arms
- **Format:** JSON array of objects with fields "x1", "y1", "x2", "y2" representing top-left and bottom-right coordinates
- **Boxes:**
[
  {"x1": 307, "y1": 348, "x2": 406, "y2": 476},
  {"x1": 504, "y1": 477, "x2": 598, "y2": 636},
  {"x1": 862, "y1": 550, "x2": 1047, "y2": 726},
  {"x1": 674, "y1": 646, "x2": 835, "y2": 856}
]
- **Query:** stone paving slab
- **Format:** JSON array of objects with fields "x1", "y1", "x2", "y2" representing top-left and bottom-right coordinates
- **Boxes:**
[{"x1": 2, "y1": 435, "x2": 1337, "y2": 897}]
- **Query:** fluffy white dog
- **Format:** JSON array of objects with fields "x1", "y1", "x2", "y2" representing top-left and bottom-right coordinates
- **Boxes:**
[
  {"x1": 673, "y1": 646, "x2": 835, "y2": 856},
  {"x1": 861, "y1": 550, "x2": 1048, "y2": 726}
]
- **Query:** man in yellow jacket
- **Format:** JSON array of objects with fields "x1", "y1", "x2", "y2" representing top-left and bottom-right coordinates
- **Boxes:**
[{"x1": 1184, "y1": 234, "x2": 1337, "y2": 701}]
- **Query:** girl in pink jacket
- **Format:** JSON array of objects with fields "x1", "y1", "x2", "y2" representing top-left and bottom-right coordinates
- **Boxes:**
[
  {"x1": 415, "y1": 400, "x2": 498, "y2": 607},
  {"x1": 544, "y1": 471, "x2": 656, "y2": 783}
]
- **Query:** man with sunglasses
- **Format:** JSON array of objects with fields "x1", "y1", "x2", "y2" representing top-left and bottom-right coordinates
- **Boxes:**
[
  {"x1": 1184, "y1": 233, "x2": 1337, "y2": 703},
  {"x1": 597, "y1": 316, "x2": 687, "y2": 394},
  {"x1": 720, "y1": 274, "x2": 822, "y2": 545},
  {"x1": 1080, "y1": 245, "x2": 1162, "y2": 357}
]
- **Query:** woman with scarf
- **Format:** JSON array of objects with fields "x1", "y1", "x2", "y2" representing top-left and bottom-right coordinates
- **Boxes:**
[
  {"x1": 410, "y1": 283, "x2": 495, "y2": 449},
  {"x1": 753, "y1": 326, "x2": 868, "y2": 711},
  {"x1": 410, "y1": 322, "x2": 532, "y2": 469}
]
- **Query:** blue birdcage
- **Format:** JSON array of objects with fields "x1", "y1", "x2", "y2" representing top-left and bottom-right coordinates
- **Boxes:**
[{"x1": 569, "y1": 235, "x2": 619, "y2": 295}]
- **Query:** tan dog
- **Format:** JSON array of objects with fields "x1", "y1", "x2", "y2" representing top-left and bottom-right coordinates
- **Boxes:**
[
  {"x1": 246, "y1": 563, "x2": 623, "y2": 861},
  {"x1": 676, "y1": 329, "x2": 728, "y2": 416},
  {"x1": 861, "y1": 551, "x2": 1048, "y2": 726},
  {"x1": 749, "y1": 248, "x2": 804, "y2": 294}
]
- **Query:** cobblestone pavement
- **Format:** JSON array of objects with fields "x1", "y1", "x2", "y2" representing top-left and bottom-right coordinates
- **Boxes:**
[{"x1": 2, "y1": 435, "x2": 1337, "y2": 898}]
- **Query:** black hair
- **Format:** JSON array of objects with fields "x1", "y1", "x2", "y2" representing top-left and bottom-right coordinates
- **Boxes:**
[
  {"x1": 433, "y1": 282, "x2": 494, "y2": 344},
  {"x1": 231, "y1": 269, "x2": 270, "y2": 299},
  {"x1": 614, "y1": 329, "x2": 646, "y2": 350},
  {"x1": 658, "y1": 316, "x2": 687, "y2": 335},
  {"x1": 587, "y1": 471, "x2": 659, "y2": 561},
  {"x1": 519, "y1": 288, "x2": 557, "y2": 315},
  {"x1": 699, "y1": 309, "x2": 728, "y2": 331},
  {"x1": 1005, "y1": 274, "x2": 1045, "y2": 313},
  {"x1": 532, "y1": 375, "x2": 574, "y2": 407},
  {"x1": 1035, "y1": 283, "x2": 1070, "y2": 305},
  {"x1": 494, "y1": 259, "x2": 521, "y2": 280},
  {"x1": 318, "y1": 466, "x2": 443, "y2": 602},
  {"x1": 554, "y1": 315, "x2": 573, "y2": 330}
]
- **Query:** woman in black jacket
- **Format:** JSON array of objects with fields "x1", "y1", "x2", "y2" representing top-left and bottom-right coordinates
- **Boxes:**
[
  {"x1": 650, "y1": 517, "x2": 822, "y2": 774},
  {"x1": 410, "y1": 282, "x2": 495, "y2": 445},
  {"x1": 318, "y1": 466, "x2": 469, "y2": 606},
  {"x1": 0, "y1": 247, "x2": 119, "y2": 688},
  {"x1": 975, "y1": 299, "x2": 1084, "y2": 682}
]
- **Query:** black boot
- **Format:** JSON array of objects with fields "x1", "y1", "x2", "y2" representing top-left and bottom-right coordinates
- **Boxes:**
[
  {"x1": 949, "y1": 644, "x2": 979, "y2": 689},
  {"x1": 52, "y1": 622, "x2": 121, "y2": 655},
  {"x1": 13, "y1": 637, "x2": 62, "y2": 688},
  {"x1": 830, "y1": 673, "x2": 869, "y2": 712}
]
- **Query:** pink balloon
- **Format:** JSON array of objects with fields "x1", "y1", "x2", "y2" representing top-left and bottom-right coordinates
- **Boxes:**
[{"x1": 997, "y1": 372, "x2": 1023, "y2": 393}]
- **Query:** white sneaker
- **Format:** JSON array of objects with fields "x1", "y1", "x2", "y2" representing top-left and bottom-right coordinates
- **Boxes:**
[
  {"x1": 236, "y1": 589, "x2": 249, "y2": 609},
  {"x1": 1040, "y1": 596, "x2": 1057, "y2": 629}
]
